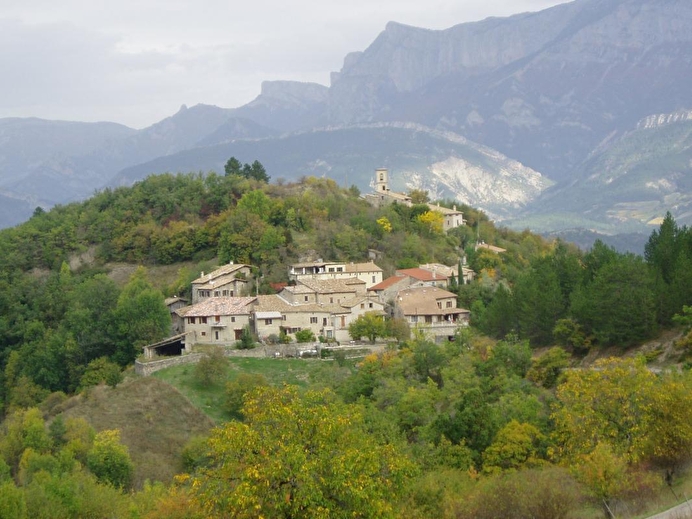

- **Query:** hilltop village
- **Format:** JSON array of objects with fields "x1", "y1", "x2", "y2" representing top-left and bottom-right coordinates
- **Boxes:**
[{"x1": 146, "y1": 168, "x2": 477, "y2": 360}]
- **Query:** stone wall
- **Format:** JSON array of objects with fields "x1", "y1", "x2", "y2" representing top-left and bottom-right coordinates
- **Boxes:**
[{"x1": 135, "y1": 353, "x2": 204, "y2": 376}]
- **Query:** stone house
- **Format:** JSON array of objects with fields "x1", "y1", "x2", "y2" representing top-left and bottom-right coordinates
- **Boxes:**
[
  {"x1": 184, "y1": 296, "x2": 257, "y2": 346},
  {"x1": 368, "y1": 275, "x2": 410, "y2": 305},
  {"x1": 288, "y1": 260, "x2": 383, "y2": 289},
  {"x1": 253, "y1": 291, "x2": 385, "y2": 343},
  {"x1": 394, "y1": 286, "x2": 470, "y2": 342},
  {"x1": 191, "y1": 263, "x2": 252, "y2": 304}
]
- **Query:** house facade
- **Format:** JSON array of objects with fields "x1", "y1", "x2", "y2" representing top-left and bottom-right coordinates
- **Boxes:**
[
  {"x1": 184, "y1": 296, "x2": 257, "y2": 346},
  {"x1": 191, "y1": 263, "x2": 252, "y2": 304},
  {"x1": 288, "y1": 260, "x2": 383, "y2": 289}
]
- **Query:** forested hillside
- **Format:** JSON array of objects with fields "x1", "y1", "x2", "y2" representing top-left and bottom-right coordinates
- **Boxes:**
[{"x1": 2, "y1": 165, "x2": 692, "y2": 517}]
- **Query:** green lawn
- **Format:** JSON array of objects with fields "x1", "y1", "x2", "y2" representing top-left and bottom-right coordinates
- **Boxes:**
[{"x1": 152, "y1": 357, "x2": 345, "y2": 423}]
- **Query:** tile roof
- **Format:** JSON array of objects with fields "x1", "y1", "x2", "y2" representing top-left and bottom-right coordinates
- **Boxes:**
[
  {"x1": 368, "y1": 275, "x2": 407, "y2": 291},
  {"x1": 185, "y1": 297, "x2": 257, "y2": 317},
  {"x1": 396, "y1": 268, "x2": 449, "y2": 282},
  {"x1": 297, "y1": 277, "x2": 364, "y2": 294}
]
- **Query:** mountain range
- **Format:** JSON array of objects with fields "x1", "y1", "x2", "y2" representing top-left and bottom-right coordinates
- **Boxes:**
[{"x1": 2, "y1": 0, "x2": 691, "y2": 252}]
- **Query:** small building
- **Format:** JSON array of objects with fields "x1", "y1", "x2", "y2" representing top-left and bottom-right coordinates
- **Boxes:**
[
  {"x1": 191, "y1": 263, "x2": 252, "y2": 304},
  {"x1": 184, "y1": 296, "x2": 257, "y2": 346},
  {"x1": 394, "y1": 286, "x2": 470, "y2": 342}
]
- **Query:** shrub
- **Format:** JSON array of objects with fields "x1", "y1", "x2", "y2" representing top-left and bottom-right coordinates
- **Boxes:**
[{"x1": 295, "y1": 329, "x2": 316, "y2": 343}]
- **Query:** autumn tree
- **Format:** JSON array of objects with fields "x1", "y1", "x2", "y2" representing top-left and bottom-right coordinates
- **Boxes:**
[{"x1": 186, "y1": 386, "x2": 414, "y2": 518}]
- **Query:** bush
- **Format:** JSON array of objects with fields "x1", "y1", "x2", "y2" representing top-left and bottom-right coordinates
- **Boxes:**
[
  {"x1": 236, "y1": 326, "x2": 256, "y2": 350},
  {"x1": 295, "y1": 329, "x2": 316, "y2": 343},
  {"x1": 193, "y1": 349, "x2": 228, "y2": 386}
]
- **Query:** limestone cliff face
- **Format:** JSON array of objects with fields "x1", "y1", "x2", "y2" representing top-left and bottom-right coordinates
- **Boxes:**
[{"x1": 328, "y1": 0, "x2": 692, "y2": 180}]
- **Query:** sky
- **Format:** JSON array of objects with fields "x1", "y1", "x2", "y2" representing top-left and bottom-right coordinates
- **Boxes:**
[{"x1": 0, "y1": 0, "x2": 571, "y2": 129}]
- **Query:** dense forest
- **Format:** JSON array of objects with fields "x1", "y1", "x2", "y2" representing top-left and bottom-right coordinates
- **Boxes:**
[{"x1": 1, "y1": 162, "x2": 692, "y2": 517}]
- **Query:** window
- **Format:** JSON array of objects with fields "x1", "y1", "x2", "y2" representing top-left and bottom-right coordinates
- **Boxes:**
[
  {"x1": 446, "y1": 301, "x2": 453, "y2": 308},
  {"x1": 201, "y1": 317, "x2": 208, "y2": 324},
  {"x1": 201, "y1": 332, "x2": 206, "y2": 336},
  {"x1": 437, "y1": 302, "x2": 442, "y2": 309},
  {"x1": 189, "y1": 317, "x2": 196, "y2": 324},
  {"x1": 310, "y1": 317, "x2": 318, "y2": 324},
  {"x1": 323, "y1": 318, "x2": 327, "y2": 326},
  {"x1": 215, "y1": 315, "x2": 220, "y2": 323},
  {"x1": 282, "y1": 315, "x2": 286, "y2": 321},
  {"x1": 328, "y1": 267, "x2": 335, "y2": 273},
  {"x1": 231, "y1": 317, "x2": 236, "y2": 323},
  {"x1": 222, "y1": 290, "x2": 228, "y2": 296},
  {"x1": 369, "y1": 303, "x2": 373, "y2": 308},
  {"x1": 372, "y1": 275, "x2": 376, "y2": 283},
  {"x1": 330, "y1": 297, "x2": 334, "y2": 304},
  {"x1": 265, "y1": 319, "x2": 273, "y2": 325},
  {"x1": 304, "y1": 296, "x2": 309, "y2": 302},
  {"x1": 215, "y1": 331, "x2": 219, "y2": 340},
  {"x1": 214, "y1": 291, "x2": 220, "y2": 297},
  {"x1": 360, "y1": 303, "x2": 364, "y2": 309}
]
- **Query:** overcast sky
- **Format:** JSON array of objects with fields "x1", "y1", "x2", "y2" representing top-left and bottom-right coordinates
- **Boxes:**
[{"x1": 1, "y1": 0, "x2": 571, "y2": 129}]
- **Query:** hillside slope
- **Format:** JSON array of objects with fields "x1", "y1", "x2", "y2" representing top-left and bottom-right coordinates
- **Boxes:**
[{"x1": 58, "y1": 377, "x2": 214, "y2": 488}]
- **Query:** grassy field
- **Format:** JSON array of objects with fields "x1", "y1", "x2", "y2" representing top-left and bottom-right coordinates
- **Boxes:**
[{"x1": 152, "y1": 357, "x2": 348, "y2": 423}]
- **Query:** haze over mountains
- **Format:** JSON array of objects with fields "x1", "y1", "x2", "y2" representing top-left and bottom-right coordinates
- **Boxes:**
[{"x1": 1, "y1": 0, "x2": 691, "y2": 251}]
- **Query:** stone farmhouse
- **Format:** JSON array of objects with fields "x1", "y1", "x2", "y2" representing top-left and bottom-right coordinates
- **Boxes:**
[
  {"x1": 184, "y1": 296, "x2": 257, "y2": 346},
  {"x1": 363, "y1": 167, "x2": 465, "y2": 233},
  {"x1": 288, "y1": 260, "x2": 383, "y2": 289},
  {"x1": 190, "y1": 262, "x2": 252, "y2": 303}
]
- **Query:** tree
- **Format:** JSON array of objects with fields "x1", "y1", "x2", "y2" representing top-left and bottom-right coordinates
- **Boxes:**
[
  {"x1": 349, "y1": 312, "x2": 386, "y2": 343},
  {"x1": 235, "y1": 326, "x2": 255, "y2": 350},
  {"x1": 408, "y1": 189, "x2": 430, "y2": 204},
  {"x1": 482, "y1": 420, "x2": 544, "y2": 474},
  {"x1": 224, "y1": 157, "x2": 242, "y2": 177},
  {"x1": 113, "y1": 267, "x2": 171, "y2": 365},
  {"x1": 86, "y1": 429, "x2": 134, "y2": 489},
  {"x1": 224, "y1": 373, "x2": 268, "y2": 419},
  {"x1": 526, "y1": 347, "x2": 570, "y2": 388},
  {"x1": 551, "y1": 357, "x2": 656, "y2": 464},
  {"x1": 78, "y1": 357, "x2": 123, "y2": 391},
  {"x1": 186, "y1": 386, "x2": 414, "y2": 518},
  {"x1": 194, "y1": 349, "x2": 228, "y2": 387},
  {"x1": 569, "y1": 254, "x2": 656, "y2": 346},
  {"x1": 416, "y1": 211, "x2": 444, "y2": 235}
]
